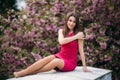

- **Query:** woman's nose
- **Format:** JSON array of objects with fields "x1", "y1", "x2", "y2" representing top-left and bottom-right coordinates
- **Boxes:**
[{"x1": 70, "y1": 22, "x2": 73, "y2": 25}]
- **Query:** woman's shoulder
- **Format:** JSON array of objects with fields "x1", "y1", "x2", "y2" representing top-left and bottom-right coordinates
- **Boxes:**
[
  {"x1": 78, "y1": 31, "x2": 86, "y2": 38},
  {"x1": 78, "y1": 31, "x2": 84, "y2": 35},
  {"x1": 58, "y1": 29, "x2": 64, "y2": 31},
  {"x1": 79, "y1": 31, "x2": 84, "y2": 33},
  {"x1": 58, "y1": 29, "x2": 64, "y2": 33}
]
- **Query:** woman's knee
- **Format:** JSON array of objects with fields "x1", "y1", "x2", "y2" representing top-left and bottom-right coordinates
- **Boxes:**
[
  {"x1": 43, "y1": 55, "x2": 56, "y2": 61},
  {"x1": 51, "y1": 59, "x2": 64, "y2": 69}
]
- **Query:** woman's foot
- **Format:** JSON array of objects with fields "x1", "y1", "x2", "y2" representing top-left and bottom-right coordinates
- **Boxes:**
[
  {"x1": 13, "y1": 72, "x2": 19, "y2": 78},
  {"x1": 13, "y1": 70, "x2": 27, "y2": 78}
]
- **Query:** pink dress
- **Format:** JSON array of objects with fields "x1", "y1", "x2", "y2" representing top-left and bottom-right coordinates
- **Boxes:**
[{"x1": 55, "y1": 32, "x2": 78, "y2": 71}]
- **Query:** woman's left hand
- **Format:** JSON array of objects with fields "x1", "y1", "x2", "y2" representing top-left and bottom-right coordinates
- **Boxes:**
[{"x1": 82, "y1": 67, "x2": 92, "y2": 72}]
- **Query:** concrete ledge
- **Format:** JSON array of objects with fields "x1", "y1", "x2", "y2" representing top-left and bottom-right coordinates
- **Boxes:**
[{"x1": 7, "y1": 66, "x2": 112, "y2": 80}]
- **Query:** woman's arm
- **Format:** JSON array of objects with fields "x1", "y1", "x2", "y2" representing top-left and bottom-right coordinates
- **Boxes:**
[
  {"x1": 78, "y1": 39, "x2": 91, "y2": 72},
  {"x1": 58, "y1": 29, "x2": 84, "y2": 45},
  {"x1": 78, "y1": 39, "x2": 86, "y2": 66}
]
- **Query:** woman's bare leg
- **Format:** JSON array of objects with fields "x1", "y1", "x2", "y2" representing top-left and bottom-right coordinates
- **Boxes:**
[
  {"x1": 29, "y1": 58, "x2": 64, "y2": 74},
  {"x1": 14, "y1": 55, "x2": 55, "y2": 77}
]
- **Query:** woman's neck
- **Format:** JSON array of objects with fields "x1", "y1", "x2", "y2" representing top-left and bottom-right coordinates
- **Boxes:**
[{"x1": 69, "y1": 30, "x2": 73, "y2": 34}]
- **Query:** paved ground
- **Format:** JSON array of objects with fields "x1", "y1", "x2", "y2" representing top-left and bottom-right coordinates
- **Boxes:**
[{"x1": 7, "y1": 66, "x2": 111, "y2": 80}]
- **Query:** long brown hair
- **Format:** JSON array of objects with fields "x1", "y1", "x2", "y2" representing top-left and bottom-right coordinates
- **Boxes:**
[{"x1": 63, "y1": 11, "x2": 82, "y2": 37}]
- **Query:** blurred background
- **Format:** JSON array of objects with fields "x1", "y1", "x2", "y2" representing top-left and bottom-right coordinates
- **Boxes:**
[{"x1": 0, "y1": 0, "x2": 120, "y2": 80}]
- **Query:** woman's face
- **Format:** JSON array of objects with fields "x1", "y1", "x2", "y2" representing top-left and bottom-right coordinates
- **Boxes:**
[{"x1": 67, "y1": 16, "x2": 76, "y2": 30}]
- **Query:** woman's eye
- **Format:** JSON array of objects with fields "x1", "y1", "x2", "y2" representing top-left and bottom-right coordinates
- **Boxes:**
[
  {"x1": 68, "y1": 19, "x2": 76, "y2": 23},
  {"x1": 73, "y1": 21, "x2": 76, "y2": 23},
  {"x1": 69, "y1": 19, "x2": 72, "y2": 22}
]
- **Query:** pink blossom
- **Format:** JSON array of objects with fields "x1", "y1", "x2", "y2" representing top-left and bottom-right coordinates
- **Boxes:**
[
  {"x1": 86, "y1": 34, "x2": 95, "y2": 40},
  {"x1": 99, "y1": 42, "x2": 107, "y2": 49},
  {"x1": 10, "y1": 46, "x2": 21, "y2": 51},
  {"x1": 106, "y1": 21, "x2": 111, "y2": 26},
  {"x1": 31, "y1": 53, "x2": 42, "y2": 61}
]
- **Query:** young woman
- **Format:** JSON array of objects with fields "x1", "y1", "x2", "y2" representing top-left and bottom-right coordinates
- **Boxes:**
[{"x1": 14, "y1": 11, "x2": 91, "y2": 78}]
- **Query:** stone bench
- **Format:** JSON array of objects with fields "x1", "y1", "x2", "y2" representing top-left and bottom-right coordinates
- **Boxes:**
[{"x1": 7, "y1": 66, "x2": 112, "y2": 80}]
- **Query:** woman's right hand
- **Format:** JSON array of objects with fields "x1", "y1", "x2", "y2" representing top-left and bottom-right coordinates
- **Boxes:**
[
  {"x1": 82, "y1": 66, "x2": 92, "y2": 72},
  {"x1": 75, "y1": 32, "x2": 85, "y2": 39}
]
